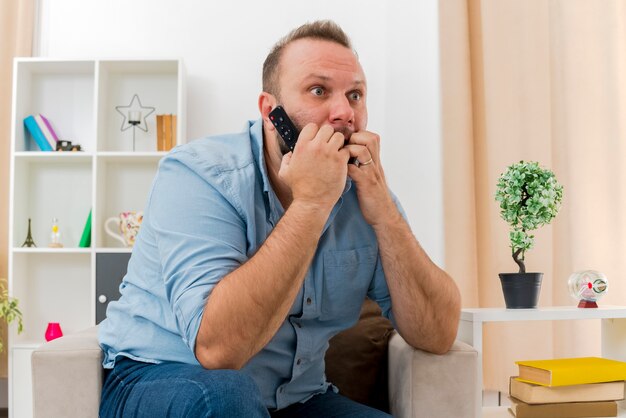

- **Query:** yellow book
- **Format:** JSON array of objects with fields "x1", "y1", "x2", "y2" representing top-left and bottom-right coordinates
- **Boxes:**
[{"x1": 516, "y1": 357, "x2": 626, "y2": 387}]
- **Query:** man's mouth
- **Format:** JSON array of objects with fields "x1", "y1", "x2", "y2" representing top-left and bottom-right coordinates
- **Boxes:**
[{"x1": 334, "y1": 126, "x2": 354, "y2": 141}]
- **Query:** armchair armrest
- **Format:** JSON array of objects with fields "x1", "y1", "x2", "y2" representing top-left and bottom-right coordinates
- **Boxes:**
[
  {"x1": 388, "y1": 332, "x2": 478, "y2": 418},
  {"x1": 31, "y1": 326, "x2": 102, "y2": 418}
]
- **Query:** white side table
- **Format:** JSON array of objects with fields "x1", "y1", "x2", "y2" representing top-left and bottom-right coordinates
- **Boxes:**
[{"x1": 457, "y1": 306, "x2": 626, "y2": 418}]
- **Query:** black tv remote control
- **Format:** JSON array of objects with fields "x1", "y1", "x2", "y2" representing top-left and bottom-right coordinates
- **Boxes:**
[
  {"x1": 269, "y1": 106, "x2": 299, "y2": 152},
  {"x1": 269, "y1": 106, "x2": 358, "y2": 164}
]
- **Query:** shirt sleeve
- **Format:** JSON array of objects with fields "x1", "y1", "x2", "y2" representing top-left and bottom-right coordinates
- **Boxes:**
[
  {"x1": 147, "y1": 153, "x2": 248, "y2": 356},
  {"x1": 367, "y1": 191, "x2": 410, "y2": 328}
]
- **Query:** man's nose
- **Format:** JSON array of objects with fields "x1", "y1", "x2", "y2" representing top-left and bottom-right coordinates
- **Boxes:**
[{"x1": 328, "y1": 95, "x2": 354, "y2": 126}]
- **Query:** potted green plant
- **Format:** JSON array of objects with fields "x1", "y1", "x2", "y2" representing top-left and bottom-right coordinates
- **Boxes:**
[
  {"x1": 0, "y1": 279, "x2": 23, "y2": 352},
  {"x1": 495, "y1": 161, "x2": 564, "y2": 308}
]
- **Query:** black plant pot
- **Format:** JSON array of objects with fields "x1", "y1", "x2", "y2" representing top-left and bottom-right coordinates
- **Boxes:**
[{"x1": 499, "y1": 272, "x2": 543, "y2": 309}]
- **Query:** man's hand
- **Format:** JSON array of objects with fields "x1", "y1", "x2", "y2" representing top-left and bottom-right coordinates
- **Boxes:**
[
  {"x1": 345, "y1": 131, "x2": 398, "y2": 226},
  {"x1": 279, "y1": 124, "x2": 350, "y2": 211}
]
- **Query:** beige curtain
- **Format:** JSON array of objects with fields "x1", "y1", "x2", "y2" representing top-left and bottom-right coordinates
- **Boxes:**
[
  {"x1": 0, "y1": 0, "x2": 35, "y2": 378},
  {"x1": 441, "y1": 0, "x2": 626, "y2": 393}
]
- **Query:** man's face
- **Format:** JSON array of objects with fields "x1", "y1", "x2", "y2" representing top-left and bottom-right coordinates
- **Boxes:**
[{"x1": 274, "y1": 38, "x2": 368, "y2": 143}]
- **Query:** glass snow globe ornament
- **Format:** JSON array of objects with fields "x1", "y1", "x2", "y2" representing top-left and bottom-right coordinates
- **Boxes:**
[
  {"x1": 568, "y1": 270, "x2": 608, "y2": 308},
  {"x1": 48, "y1": 217, "x2": 63, "y2": 248}
]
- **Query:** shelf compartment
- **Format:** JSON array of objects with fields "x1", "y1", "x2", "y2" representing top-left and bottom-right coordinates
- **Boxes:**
[
  {"x1": 13, "y1": 59, "x2": 96, "y2": 153},
  {"x1": 94, "y1": 158, "x2": 159, "y2": 248},
  {"x1": 12, "y1": 158, "x2": 92, "y2": 248},
  {"x1": 10, "y1": 252, "x2": 92, "y2": 344},
  {"x1": 97, "y1": 60, "x2": 180, "y2": 152}
]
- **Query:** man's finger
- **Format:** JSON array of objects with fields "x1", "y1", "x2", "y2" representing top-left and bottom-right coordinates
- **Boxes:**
[
  {"x1": 343, "y1": 144, "x2": 372, "y2": 164},
  {"x1": 347, "y1": 131, "x2": 380, "y2": 146},
  {"x1": 313, "y1": 124, "x2": 337, "y2": 143},
  {"x1": 328, "y1": 131, "x2": 346, "y2": 150},
  {"x1": 299, "y1": 123, "x2": 320, "y2": 142}
]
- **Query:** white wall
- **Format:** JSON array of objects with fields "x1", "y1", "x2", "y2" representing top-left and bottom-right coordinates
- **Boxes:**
[{"x1": 35, "y1": 0, "x2": 445, "y2": 265}]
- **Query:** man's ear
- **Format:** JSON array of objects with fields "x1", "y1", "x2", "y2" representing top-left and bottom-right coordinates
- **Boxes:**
[{"x1": 258, "y1": 92, "x2": 277, "y2": 131}]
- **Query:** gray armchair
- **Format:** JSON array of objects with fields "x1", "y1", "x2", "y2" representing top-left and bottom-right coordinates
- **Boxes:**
[{"x1": 31, "y1": 326, "x2": 478, "y2": 418}]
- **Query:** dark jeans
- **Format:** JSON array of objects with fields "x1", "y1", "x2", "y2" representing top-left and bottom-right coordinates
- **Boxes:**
[
  {"x1": 100, "y1": 357, "x2": 392, "y2": 418},
  {"x1": 270, "y1": 390, "x2": 392, "y2": 418}
]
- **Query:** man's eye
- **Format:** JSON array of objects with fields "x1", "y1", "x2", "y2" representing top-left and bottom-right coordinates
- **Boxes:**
[
  {"x1": 310, "y1": 87, "x2": 325, "y2": 96},
  {"x1": 349, "y1": 91, "x2": 362, "y2": 101}
]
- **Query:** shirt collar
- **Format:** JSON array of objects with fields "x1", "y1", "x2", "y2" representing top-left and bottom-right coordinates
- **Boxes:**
[{"x1": 248, "y1": 118, "x2": 272, "y2": 195}]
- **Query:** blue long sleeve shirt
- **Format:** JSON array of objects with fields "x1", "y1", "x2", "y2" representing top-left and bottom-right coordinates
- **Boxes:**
[{"x1": 99, "y1": 118, "x2": 401, "y2": 410}]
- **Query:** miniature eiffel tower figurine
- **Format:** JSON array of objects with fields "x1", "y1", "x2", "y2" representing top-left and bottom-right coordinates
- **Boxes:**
[{"x1": 21, "y1": 218, "x2": 37, "y2": 247}]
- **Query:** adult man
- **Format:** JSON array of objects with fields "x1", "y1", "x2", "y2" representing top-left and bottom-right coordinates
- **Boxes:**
[{"x1": 99, "y1": 20, "x2": 460, "y2": 417}]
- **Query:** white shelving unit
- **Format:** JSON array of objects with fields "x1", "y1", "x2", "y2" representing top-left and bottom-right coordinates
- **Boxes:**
[
  {"x1": 8, "y1": 58, "x2": 186, "y2": 418},
  {"x1": 458, "y1": 306, "x2": 626, "y2": 418}
]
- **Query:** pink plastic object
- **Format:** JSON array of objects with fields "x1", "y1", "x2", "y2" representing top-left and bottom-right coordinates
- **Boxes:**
[{"x1": 45, "y1": 322, "x2": 63, "y2": 342}]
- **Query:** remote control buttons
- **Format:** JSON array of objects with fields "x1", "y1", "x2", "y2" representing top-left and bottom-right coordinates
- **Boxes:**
[
  {"x1": 272, "y1": 122, "x2": 293, "y2": 144},
  {"x1": 280, "y1": 126, "x2": 292, "y2": 141}
]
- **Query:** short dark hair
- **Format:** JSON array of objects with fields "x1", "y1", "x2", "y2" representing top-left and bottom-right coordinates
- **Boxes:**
[{"x1": 262, "y1": 20, "x2": 354, "y2": 98}]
